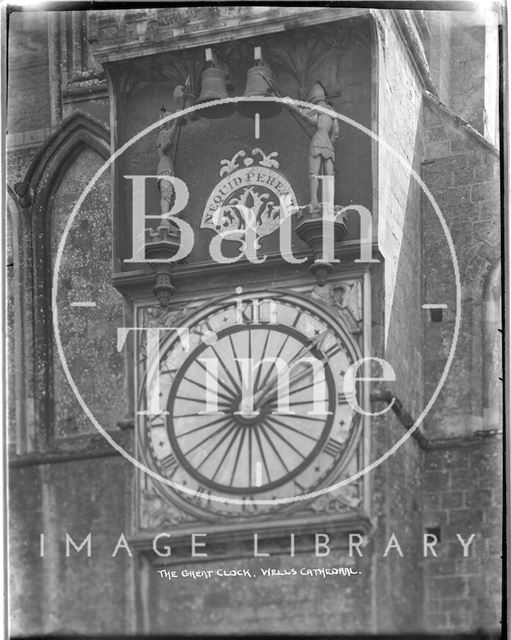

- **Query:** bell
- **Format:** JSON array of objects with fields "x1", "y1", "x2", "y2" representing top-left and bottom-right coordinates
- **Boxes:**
[
  {"x1": 196, "y1": 66, "x2": 234, "y2": 119},
  {"x1": 238, "y1": 59, "x2": 282, "y2": 119}
]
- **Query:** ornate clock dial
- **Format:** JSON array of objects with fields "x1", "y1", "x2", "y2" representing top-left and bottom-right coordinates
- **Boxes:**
[
  {"x1": 140, "y1": 291, "x2": 362, "y2": 519},
  {"x1": 168, "y1": 324, "x2": 336, "y2": 494}
]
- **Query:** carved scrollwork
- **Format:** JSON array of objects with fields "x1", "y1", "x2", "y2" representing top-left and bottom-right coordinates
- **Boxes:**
[
  {"x1": 219, "y1": 148, "x2": 279, "y2": 177},
  {"x1": 308, "y1": 492, "x2": 360, "y2": 515},
  {"x1": 111, "y1": 49, "x2": 204, "y2": 100},
  {"x1": 265, "y1": 30, "x2": 330, "y2": 92},
  {"x1": 140, "y1": 481, "x2": 196, "y2": 530},
  {"x1": 141, "y1": 300, "x2": 204, "y2": 329},
  {"x1": 314, "y1": 22, "x2": 371, "y2": 52},
  {"x1": 260, "y1": 23, "x2": 368, "y2": 95},
  {"x1": 298, "y1": 476, "x2": 362, "y2": 517}
]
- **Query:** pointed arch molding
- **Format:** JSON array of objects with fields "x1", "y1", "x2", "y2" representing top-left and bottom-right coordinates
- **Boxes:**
[
  {"x1": 25, "y1": 111, "x2": 111, "y2": 449},
  {"x1": 7, "y1": 187, "x2": 32, "y2": 453},
  {"x1": 26, "y1": 111, "x2": 110, "y2": 191}
]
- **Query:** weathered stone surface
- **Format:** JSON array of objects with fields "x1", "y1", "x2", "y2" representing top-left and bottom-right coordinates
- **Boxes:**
[
  {"x1": 51, "y1": 149, "x2": 125, "y2": 437},
  {"x1": 423, "y1": 440, "x2": 502, "y2": 632},
  {"x1": 148, "y1": 553, "x2": 372, "y2": 634},
  {"x1": 422, "y1": 100, "x2": 500, "y2": 443},
  {"x1": 7, "y1": 12, "x2": 51, "y2": 134},
  {"x1": 9, "y1": 456, "x2": 132, "y2": 635}
]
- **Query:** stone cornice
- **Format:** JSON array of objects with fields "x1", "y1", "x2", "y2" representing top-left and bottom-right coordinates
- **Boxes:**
[
  {"x1": 393, "y1": 9, "x2": 435, "y2": 93},
  {"x1": 8, "y1": 430, "x2": 132, "y2": 468},
  {"x1": 111, "y1": 241, "x2": 378, "y2": 301},
  {"x1": 424, "y1": 90, "x2": 500, "y2": 157},
  {"x1": 128, "y1": 510, "x2": 375, "y2": 555},
  {"x1": 370, "y1": 8, "x2": 436, "y2": 95},
  {"x1": 88, "y1": 7, "x2": 369, "y2": 64}
]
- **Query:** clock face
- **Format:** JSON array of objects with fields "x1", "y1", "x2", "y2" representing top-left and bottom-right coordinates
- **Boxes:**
[{"x1": 140, "y1": 291, "x2": 362, "y2": 519}]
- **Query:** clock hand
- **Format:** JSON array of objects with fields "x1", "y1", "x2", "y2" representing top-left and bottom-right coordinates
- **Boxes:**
[
  {"x1": 249, "y1": 330, "x2": 332, "y2": 410},
  {"x1": 244, "y1": 334, "x2": 321, "y2": 411},
  {"x1": 255, "y1": 353, "x2": 328, "y2": 410}
]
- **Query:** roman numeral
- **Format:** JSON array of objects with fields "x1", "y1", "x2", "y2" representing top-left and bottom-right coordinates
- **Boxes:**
[
  {"x1": 190, "y1": 484, "x2": 211, "y2": 504},
  {"x1": 236, "y1": 298, "x2": 277, "y2": 324},
  {"x1": 338, "y1": 390, "x2": 356, "y2": 405},
  {"x1": 160, "y1": 453, "x2": 179, "y2": 477},
  {"x1": 149, "y1": 416, "x2": 166, "y2": 429},
  {"x1": 324, "y1": 438, "x2": 343, "y2": 458},
  {"x1": 241, "y1": 496, "x2": 258, "y2": 513},
  {"x1": 325, "y1": 343, "x2": 342, "y2": 359},
  {"x1": 338, "y1": 391, "x2": 354, "y2": 404}
]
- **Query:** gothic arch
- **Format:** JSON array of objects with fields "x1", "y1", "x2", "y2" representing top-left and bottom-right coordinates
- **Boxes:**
[
  {"x1": 25, "y1": 112, "x2": 110, "y2": 447},
  {"x1": 26, "y1": 111, "x2": 110, "y2": 190},
  {"x1": 482, "y1": 260, "x2": 502, "y2": 430}
]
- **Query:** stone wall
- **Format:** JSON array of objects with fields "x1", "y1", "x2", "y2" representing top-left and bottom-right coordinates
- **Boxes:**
[
  {"x1": 9, "y1": 457, "x2": 132, "y2": 636},
  {"x1": 7, "y1": 11, "x2": 51, "y2": 134},
  {"x1": 375, "y1": 10, "x2": 425, "y2": 368},
  {"x1": 425, "y1": 12, "x2": 451, "y2": 106},
  {"x1": 369, "y1": 10, "x2": 428, "y2": 633},
  {"x1": 423, "y1": 440, "x2": 502, "y2": 633},
  {"x1": 449, "y1": 13, "x2": 487, "y2": 135},
  {"x1": 51, "y1": 149, "x2": 125, "y2": 438},
  {"x1": 7, "y1": 11, "x2": 133, "y2": 636},
  {"x1": 421, "y1": 97, "x2": 502, "y2": 634},
  {"x1": 422, "y1": 99, "x2": 501, "y2": 439},
  {"x1": 148, "y1": 552, "x2": 372, "y2": 635}
]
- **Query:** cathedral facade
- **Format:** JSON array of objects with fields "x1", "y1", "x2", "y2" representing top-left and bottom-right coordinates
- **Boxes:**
[{"x1": 6, "y1": 5, "x2": 502, "y2": 637}]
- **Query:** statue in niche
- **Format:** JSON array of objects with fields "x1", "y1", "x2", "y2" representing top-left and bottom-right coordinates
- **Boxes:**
[
  {"x1": 156, "y1": 85, "x2": 186, "y2": 215},
  {"x1": 283, "y1": 82, "x2": 339, "y2": 214}
]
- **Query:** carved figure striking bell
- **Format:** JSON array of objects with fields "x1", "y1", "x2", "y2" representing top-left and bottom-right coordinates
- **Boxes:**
[
  {"x1": 196, "y1": 66, "x2": 234, "y2": 119},
  {"x1": 238, "y1": 62, "x2": 282, "y2": 119}
]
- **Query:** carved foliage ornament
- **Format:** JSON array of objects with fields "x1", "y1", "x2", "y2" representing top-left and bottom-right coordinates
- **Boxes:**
[{"x1": 201, "y1": 148, "x2": 297, "y2": 240}]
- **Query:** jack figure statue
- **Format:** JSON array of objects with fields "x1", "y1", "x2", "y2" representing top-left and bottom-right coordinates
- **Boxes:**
[
  {"x1": 285, "y1": 82, "x2": 339, "y2": 214},
  {"x1": 156, "y1": 85, "x2": 185, "y2": 215}
]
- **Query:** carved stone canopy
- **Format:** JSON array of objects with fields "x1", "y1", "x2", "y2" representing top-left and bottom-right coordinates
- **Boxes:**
[
  {"x1": 99, "y1": 19, "x2": 371, "y2": 101},
  {"x1": 88, "y1": 7, "x2": 371, "y2": 65}
]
